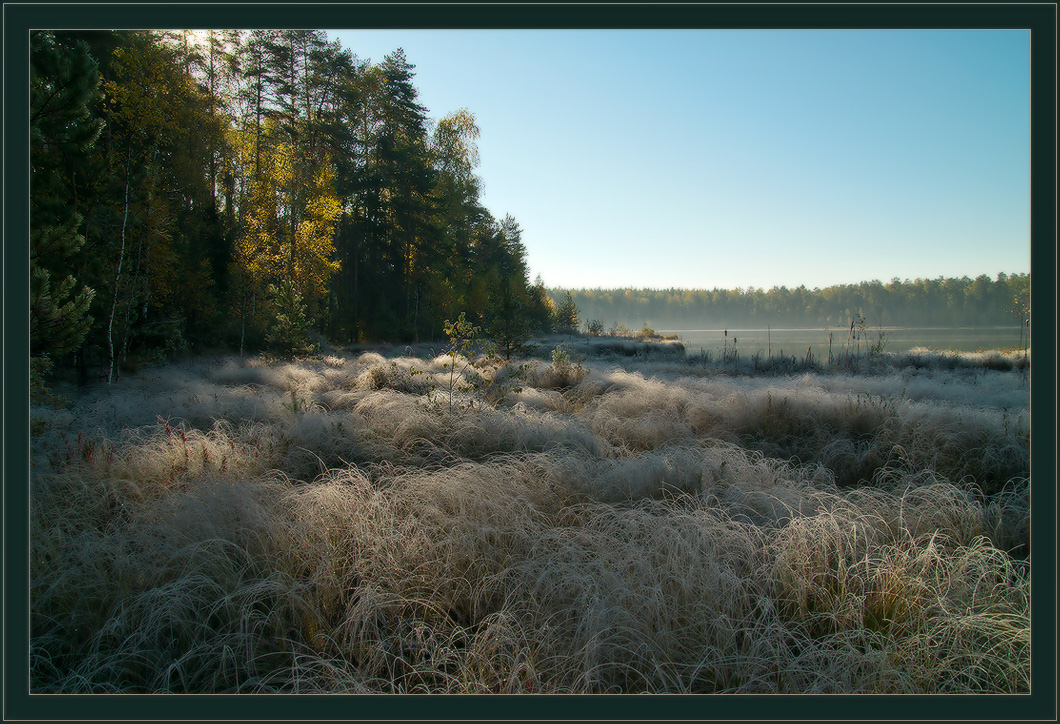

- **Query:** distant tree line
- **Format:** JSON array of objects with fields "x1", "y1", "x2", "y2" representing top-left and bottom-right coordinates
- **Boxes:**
[
  {"x1": 553, "y1": 273, "x2": 1031, "y2": 332},
  {"x1": 31, "y1": 29, "x2": 556, "y2": 383}
]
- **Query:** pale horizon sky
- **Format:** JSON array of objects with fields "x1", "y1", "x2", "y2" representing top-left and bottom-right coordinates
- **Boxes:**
[{"x1": 328, "y1": 29, "x2": 1030, "y2": 291}]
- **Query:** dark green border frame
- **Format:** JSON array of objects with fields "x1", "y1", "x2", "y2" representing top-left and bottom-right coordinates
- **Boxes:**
[{"x1": 5, "y1": 2, "x2": 1056, "y2": 722}]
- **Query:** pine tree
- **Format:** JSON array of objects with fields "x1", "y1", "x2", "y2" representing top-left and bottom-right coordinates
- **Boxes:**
[
  {"x1": 378, "y1": 49, "x2": 436, "y2": 338},
  {"x1": 481, "y1": 215, "x2": 533, "y2": 357},
  {"x1": 526, "y1": 275, "x2": 556, "y2": 334},
  {"x1": 266, "y1": 279, "x2": 314, "y2": 356},
  {"x1": 554, "y1": 291, "x2": 580, "y2": 334},
  {"x1": 486, "y1": 279, "x2": 533, "y2": 360},
  {"x1": 29, "y1": 31, "x2": 102, "y2": 362}
]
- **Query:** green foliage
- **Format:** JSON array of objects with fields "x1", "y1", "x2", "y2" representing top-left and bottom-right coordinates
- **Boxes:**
[
  {"x1": 439, "y1": 312, "x2": 486, "y2": 414},
  {"x1": 282, "y1": 389, "x2": 308, "y2": 414},
  {"x1": 30, "y1": 355, "x2": 70, "y2": 436},
  {"x1": 30, "y1": 355, "x2": 52, "y2": 405},
  {"x1": 30, "y1": 256, "x2": 96, "y2": 359},
  {"x1": 30, "y1": 354, "x2": 68, "y2": 408},
  {"x1": 485, "y1": 279, "x2": 534, "y2": 360},
  {"x1": 29, "y1": 29, "x2": 544, "y2": 378},
  {"x1": 547, "y1": 341, "x2": 587, "y2": 388},
  {"x1": 30, "y1": 32, "x2": 104, "y2": 153},
  {"x1": 487, "y1": 314, "x2": 533, "y2": 361},
  {"x1": 444, "y1": 312, "x2": 482, "y2": 359},
  {"x1": 95, "y1": 31, "x2": 231, "y2": 359},
  {"x1": 868, "y1": 328, "x2": 888, "y2": 356},
  {"x1": 464, "y1": 360, "x2": 529, "y2": 408},
  {"x1": 266, "y1": 279, "x2": 316, "y2": 357},
  {"x1": 586, "y1": 319, "x2": 604, "y2": 336},
  {"x1": 525, "y1": 277, "x2": 555, "y2": 335},
  {"x1": 551, "y1": 341, "x2": 572, "y2": 368},
  {"x1": 553, "y1": 291, "x2": 580, "y2": 334},
  {"x1": 437, "y1": 312, "x2": 527, "y2": 412},
  {"x1": 550, "y1": 340, "x2": 586, "y2": 374},
  {"x1": 30, "y1": 31, "x2": 102, "y2": 361}
]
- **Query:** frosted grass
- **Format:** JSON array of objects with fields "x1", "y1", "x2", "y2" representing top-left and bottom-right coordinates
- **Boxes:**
[{"x1": 29, "y1": 346, "x2": 1031, "y2": 693}]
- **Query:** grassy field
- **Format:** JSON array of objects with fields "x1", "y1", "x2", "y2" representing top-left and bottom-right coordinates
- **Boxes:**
[{"x1": 29, "y1": 338, "x2": 1031, "y2": 694}]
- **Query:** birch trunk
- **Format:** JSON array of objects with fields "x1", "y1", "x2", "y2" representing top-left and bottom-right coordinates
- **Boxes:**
[{"x1": 107, "y1": 151, "x2": 131, "y2": 384}]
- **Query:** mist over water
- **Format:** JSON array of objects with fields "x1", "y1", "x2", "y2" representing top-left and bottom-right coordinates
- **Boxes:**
[{"x1": 662, "y1": 326, "x2": 1025, "y2": 357}]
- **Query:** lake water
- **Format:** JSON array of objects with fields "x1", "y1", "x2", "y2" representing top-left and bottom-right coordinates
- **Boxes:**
[{"x1": 660, "y1": 327, "x2": 1025, "y2": 358}]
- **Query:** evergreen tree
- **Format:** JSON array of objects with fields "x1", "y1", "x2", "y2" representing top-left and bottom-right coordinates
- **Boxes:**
[
  {"x1": 554, "y1": 291, "x2": 580, "y2": 334},
  {"x1": 486, "y1": 280, "x2": 533, "y2": 360},
  {"x1": 377, "y1": 49, "x2": 437, "y2": 339},
  {"x1": 483, "y1": 216, "x2": 533, "y2": 359},
  {"x1": 266, "y1": 278, "x2": 314, "y2": 356},
  {"x1": 526, "y1": 275, "x2": 555, "y2": 334},
  {"x1": 29, "y1": 31, "x2": 102, "y2": 362},
  {"x1": 327, "y1": 61, "x2": 385, "y2": 342},
  {"x1": 425, "y1": 109, "x2": 486, "y2": 334}
]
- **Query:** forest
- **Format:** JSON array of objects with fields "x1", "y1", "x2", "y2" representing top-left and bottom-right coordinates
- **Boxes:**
[
  {"x1": 550, "y1": 273, "x2": 1030, "y2": 333},
  {"x1": 31, "y1": 28, "x2": 557, "y2": 384}
]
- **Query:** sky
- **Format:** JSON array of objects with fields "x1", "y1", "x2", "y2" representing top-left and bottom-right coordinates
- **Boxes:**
[{"x1": 328, "y1": 29, "x2": 1030, "y2": 291}]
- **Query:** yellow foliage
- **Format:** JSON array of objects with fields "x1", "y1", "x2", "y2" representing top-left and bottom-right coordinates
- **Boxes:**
[
  {"x1": 292, "y1": 160, "x2": 342, "y2": 301},
  {"x1": 232, "y1": 138, "x2": 341, "y2": 313}
]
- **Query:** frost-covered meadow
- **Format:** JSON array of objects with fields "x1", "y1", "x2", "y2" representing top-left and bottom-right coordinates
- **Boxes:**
[{"x1": 29, "y1": 340, "x2": 1031, "y2": 693}]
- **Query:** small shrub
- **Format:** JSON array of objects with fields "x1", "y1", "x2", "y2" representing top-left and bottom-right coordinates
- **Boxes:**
[
  {"x1": 31, "y1": 354, "x2": 68, "y2": 435},
  {"x1": 551, "y1": 342, "x2": 572, "y2": 368},
  {"x1": 265, "y1": 280, "x2": 317, "y2": 358},
  {"x1": 438, "y1": 313, "x2": 484, "y2": 413},
  {"x1": 542, "y1": 341, "x2": 587, "y2": 389},
  {"x1": 435, "y1": 313, "x2": 527, "y2": 412},
  {"x1": 868, "y1": 328, "x2": 887, "y2": 357}
]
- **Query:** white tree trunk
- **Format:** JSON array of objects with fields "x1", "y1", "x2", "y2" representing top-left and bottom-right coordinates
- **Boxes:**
[{"x1": 107, "y1": 152, "x2": 131, "y2": 385}]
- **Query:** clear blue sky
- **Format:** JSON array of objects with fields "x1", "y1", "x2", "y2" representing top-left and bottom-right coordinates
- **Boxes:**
[{"x1": 328, "y1": 29, "x2": 1030, "y2": 291}]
